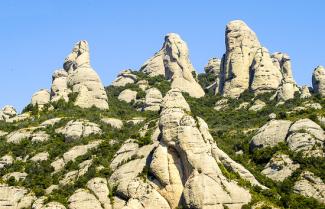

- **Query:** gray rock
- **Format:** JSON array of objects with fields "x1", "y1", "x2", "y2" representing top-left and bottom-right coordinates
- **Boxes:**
[
  {"x1": 287, "y1": 119, "x2": 325, "y2": 157},
  {"x1": 55, "y1": 120, "x2": 102, "y2": 142},
  {"x1": 31, "y1": 89, "x2": 50, "y2": 108},
  {"x1": 3, "y1": 172, "x2": 28, "y2": 182},
  {"x1": 250, "y1": 120, "x2": 292, "y2": 150},
  {"x1": 262, "y1": 154, "x2": 299, "y2": 182},
  {"x1": 50, "y1": 69, "x2": 71, "y2": 102},
  {"x1": 140, "y1": 33, "x2": 205, "y2": 98},
  {"x1": 101, "y1": 118, "x2": 123, "y2": 129},
  {"x1": 214, "y1": 98, "x2": 228, "y2": 111},
  {"x1": 30, "y1": 152, "x2": 49, "y2": 162},
  {"x1": 221, "y1": 20, "x2": 261, "y2": 98},
  {"x1": 64, "y1": 40, "x2": 109, "y2": 110},
  {"x1": 300, "y1": 85, "x2": 311, "y2": 99},
  {"x1": 294, "y1": 171, "x2": 325, "y2": 204},
  {"x1": 0, "y1": 155, "x2": 14, "y2": 170},
  {"x1": 248, "y1": 99, "x2": 266, "y2": 112},
  {"x1": 68, "y1": 189, "x2": 103, "y2": 209},
  {"x1": 312, "y1": 65, "x2": 325, "y2": 97},
  {"x1": 0, "y1": 105, "x2": 17, "y2": 121},
  {"x1": 143, "y1": 87, "x2": 162, "y2": 111},
  {"x1": 117, "y1": 89, "x2": 137, "y2": 103},
  {"x1": 0, "y1": 184, "x2": 35, "y2": 209},
  {"x1": 111, "y1": 69, "x2": 137, "y2": 87}
]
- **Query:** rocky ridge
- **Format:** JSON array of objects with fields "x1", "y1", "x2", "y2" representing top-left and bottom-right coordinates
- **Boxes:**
[{"x1": 0, "y1": 19, "x2": 324, "y2": 209}]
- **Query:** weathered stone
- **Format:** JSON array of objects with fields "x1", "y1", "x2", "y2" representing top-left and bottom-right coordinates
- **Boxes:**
[
  {"x1": 68, "y1": 189, "x2": 103, "y2": 209},
  {"x1": 51, "y1": 140, "x2": 102, "y2": 172},
  {"x1": 118, "y1": 89, "x2": 137, "y2": 103},
  {"x1": 31, "y1": 131, "x2": 50, "y2": 143},
  {"x1": 6, "y1": 113, "x2": 31, "y2": 123},
  {"x1": 40, "y1": 118, "x2": 62, "y2": 127},
  {"x1": 50, "y1": 69, "x2": 71, "y2": 102},
  {"x1": 6, "y1": 127, "x2": 35, "y2": 144},
  {"x1": 300, "y1": 85, "x2": 311, "y2": 99},
  {"x1": 0, "y1": 105, "x2": 17, "y2": 121},
  {"x1": 87, "y1": 178, "x2": 112, "y2": 209},
  {"x1": 3, "y1": 172, "x2": 28, "y2": 181},
  {"x1": 262, "y1": 154, "x2": 299, "y2": 182},
  {"x1": 214, "y1": 98, "x2": 228, "y2": 111},
  {"x1": 248, "y1": 99, "x2": 266, "y2": 112},
  {"x1": 143, "y1": 88, "x2": 162, "y2": 111},
  {"x1": 101, "y1": 118, "x2": 123, "y2": 129},
  {"x1": 250, "y1": 120, "x2": 292, "y2": 150},
  {"x1": 30, "y1": 152, "x2": 49, "y2": 162},
  {"x1": 221, "y1": 20, "x2": 261, "y2": 98},
  {"x1": 0, "y1": 184, "x2": 35, "y2": 209},
  {"x1": 0, "y1": 130, "x2": 8, "y2": 137},
  {"x1": 250, "y1": 47, "x2": 282, "y2": 94},
  {"x1": 136, "y1": 80, "x2": 149, "y2": 91},
  {"x1": 111, "y1": 69, "x2": 137, "y2": 87},
  {"x1": 293, "y1": 171, "x2": 325, "y2": 204},
  {"x1": 312, "y1": 65, "x2": 325, "y2": 97},
  {"x1": 64, "y1": 40, "x2": 109, "y2": 110},
  {"x1": 287, "y1": 119, "x2": 325, "y2": 157},
  {"x1": 203, "y1": 58, "x2": 222, "y2": 92},
  {"x1": 55, "y1": 120, "x2": 101, "y2": 142},
  {"x1": 141, "y1": 33, "x2": 205, "y2": 98},
  {"x1": 31, "y1": 89, "x2": 50, "y2": 108},
  {"x1": 0, "y1": 155, "x2": 14, "y2": 170}
]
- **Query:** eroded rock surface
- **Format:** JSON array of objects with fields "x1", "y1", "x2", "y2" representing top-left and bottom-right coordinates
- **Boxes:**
[
  {"x1": 108, "y1": 89, "x2": 259, "y2": 209},
  {"x1": 63, "y1": 41, "x2": 109, "y2": 109},
  {"x1": 312, "y1": 65, "x2": 325, "y2": 97},
  {"x1": 262, "y1": 154, "x2": 299, "y2": 182},
  {"x1": 140, "y1": 33, "x2": 205, "y2": 98},
  {"x1": 293, "y1": 171, "x2": 325, "y2": 204}
]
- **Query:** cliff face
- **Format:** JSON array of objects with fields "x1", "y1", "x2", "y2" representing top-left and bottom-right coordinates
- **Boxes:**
[{"x1": 0, "y1": 20, "x2": 324, "y2": 209}]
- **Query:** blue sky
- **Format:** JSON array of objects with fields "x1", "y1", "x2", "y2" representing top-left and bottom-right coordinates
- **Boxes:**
[{"x1": 0, "y1": 1, "x2": 324, "y2": 112}]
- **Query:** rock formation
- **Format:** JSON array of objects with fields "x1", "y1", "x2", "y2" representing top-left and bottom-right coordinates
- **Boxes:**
[
  {"x1": 312, "y1": 65, "x2": 325, "y2": 97},
  {"x1": 50, "y1": 69, "x2": 71, "y2": 102},
  {"x1": 262, "y1": 154, "x2": 299, "y2": 182},
  {"x1": 217, "y1": 20, "x2": 300, "y2": 100},
  {"x1": 140, "y1": 33, "x2": 205, "y2": 98},
  {"x1": 293, "y1": 171, "x2": 325, "y2": 204},
  {"x1": 143, "y1": 87, "x2": 162, "y2": 111},
  {"x1": 31, "y1": 89, "x2": 50, "y2": 108},
  {"x1": 0, "y1": 105, "x2": 17, "y2": 121},
  {"x1": 62, "y1": 40, "x2": 109, "y2": 109},
  {"x1": 118, "y1": 89, "x2": 137, "y2": 103},
  {"x1": 108, "y1": 89, "x2": 266, "y2": 209},
  {"x1": 204, "y1": 58, "x2": 222, "y2": 91},
  {"x1": 111, "y1": 69, "x2": 137, "y2": 87}
]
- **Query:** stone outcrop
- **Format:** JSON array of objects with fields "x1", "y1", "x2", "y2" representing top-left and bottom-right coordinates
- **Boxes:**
[
  {"x1": 68, "y1": 189, "x2": 103, "y2": 209},
  {"x1": 261, "y1": 154, "x2": 299, "y2": 182},
  {"x1": 108, "y1": 89, "x2": 263, "y2": 209},
  {"x1": 221, "y1": 20, "x2": 263, "y2": 97},
  {"x1": 55, "y1": 120, "x2": 102, "y2": 142},
  {"x1": 50, "y1": 69, "x2": 71, "y2": 102},
  {"x1": 0, "y1": 155, "x2": 13, "y2": 170},
  {"x1": 248, "y1": 99, "x2": 266, "y2": 112},
  {"x1": 250, "y1": 120, "x2": 292, "y2": 150},
  {"x1": 31, "y1": 89, "x2": 50, "y2": 108},
  {"x1": 111, "y1": 69, "x2": 137, "y2": 87},
  {"x1": 51, "y1": 140, "x2": 102, "y2": 172},
  {"x1": 117, "y1": 89, "x2": 137, "y2": 103},
  {"x1": 312, "y1": 65, "x2": 325, "y2": 97},
  {"x1": 140, "y1": 33, "x2": 205, "y2": 98},
  {"x1": 30, "y1": 152, "x2": 49, "y2": 162},
  {"x1": 204, "y1": 58, "x2": 222, "y2": 91},
  {"x1": 293, "y1": 171, "x2": 325, "y2": 204},
  {"x1": 0, "y1": 184, "x2": 35, "y2": 209},
  {"x1": 250, "y1": 48, "x2": 283, "y2": 94},
  {"x1": 101, "y1": 117, "x2": 123, "y2": 129},
  {"x1": 300, "y1": 85, "x2": 312, "y2": 99},
  {"x1": 0, "y1": 105, "x2": 17, "y2": 121},
  {"x1": 271, "y1": 53, "x2": 299, "y2": 101},
  {"x1": 216, "y1": 20, "x2": 301, "y2": 100},
  {"x1": 63, "y1": 40, "x2": 109, "y2": 109},
  {"x1": 250, "y1": 118, "x2": 325, "y2": 157},
  {"x1": 6, "y1": 127, "x2": 50, "y2": 144},
  {"x1": 287, "y1": 118, "x2": 325, "y2": 157},
  {"x1": 143, "y1": 87, "x2": 163, "y2": 111}
]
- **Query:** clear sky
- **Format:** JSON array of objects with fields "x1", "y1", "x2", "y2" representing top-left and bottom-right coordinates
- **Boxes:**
[{"x1": 0, "y1": 1, "x2": 324, "y2": 112}]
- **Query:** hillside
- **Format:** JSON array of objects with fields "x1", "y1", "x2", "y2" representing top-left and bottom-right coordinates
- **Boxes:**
[{"x1": 0, "y1": 20, "x2": 324, "y2": 209}]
